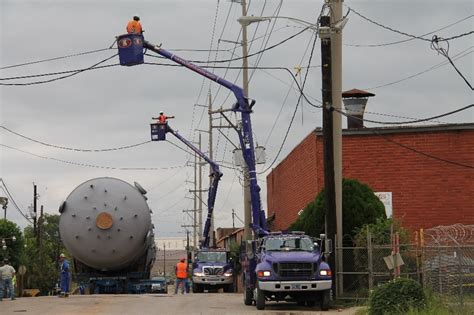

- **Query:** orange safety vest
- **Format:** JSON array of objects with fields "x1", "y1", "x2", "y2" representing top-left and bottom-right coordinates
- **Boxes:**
[
  {"x1": 126, "y1": 20, "x2": 142, "y2": 34},
  {"x1": 175, "y1": 262, "x2": 188, "y2": 279},
  {"x1": 158, "y1": 114, "x2": 167, "y2": 123}
]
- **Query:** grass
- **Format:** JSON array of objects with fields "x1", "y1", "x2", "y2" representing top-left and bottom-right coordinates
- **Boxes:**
[{"x1": 353, "y1": 292, "x2": 473, "y2": 315}]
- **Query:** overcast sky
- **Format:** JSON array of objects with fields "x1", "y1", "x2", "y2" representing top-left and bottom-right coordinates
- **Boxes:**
[{"x1": 1, "y1": 0, "x2": 472, "y2": 239}]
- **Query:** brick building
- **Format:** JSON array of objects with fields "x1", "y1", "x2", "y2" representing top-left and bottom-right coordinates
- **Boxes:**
[{"x1": 266, "y1": 123, "x2": 474, "y2": 232}]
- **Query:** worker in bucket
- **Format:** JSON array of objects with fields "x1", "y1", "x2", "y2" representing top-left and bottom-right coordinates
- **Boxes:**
[
  {"x1": 58, "y1": 254, "x2": 70, "y2": 297},
  {"x1": 153, "y1": 111, "x2": 175, "y2": 124},
  {"x1": 126, "y1": 15, "x2": 143, "y2": 35}
]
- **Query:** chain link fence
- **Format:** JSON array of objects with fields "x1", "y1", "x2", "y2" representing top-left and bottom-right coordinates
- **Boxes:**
[{"x1": 336, "y1": 224, "x2": 474, "y2": 310}]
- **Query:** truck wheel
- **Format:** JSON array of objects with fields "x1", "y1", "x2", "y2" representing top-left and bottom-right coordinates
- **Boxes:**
[
  {"x1": 224, "y1": 284, "x2": 234, "y2": 293},
  {"x1": 255, "y1": 287, "x2": 265, "y2": 310},
  {"x1": 319, "y1": 289, "x2": 330, "y2": 311},
  {"x1": 192, "y1": 283, "x2": 201, "y2": 293},
  {"x1": 244, "y1": 287, "x2": 253, "y2": 305}
]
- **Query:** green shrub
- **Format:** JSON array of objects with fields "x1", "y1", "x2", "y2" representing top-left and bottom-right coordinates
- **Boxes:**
[
  {"x1": 290, "y1": 178, "x2": 386, "y2": 238},
  {"x1": 369, "y1": 278, "x2": 426, "y2": 315}
]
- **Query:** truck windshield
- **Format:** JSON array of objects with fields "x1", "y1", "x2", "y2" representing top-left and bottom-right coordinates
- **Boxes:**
[
  {"x1": 265, "y1": 237, "x2": 314, "y2": 252},
  {"x1": 196, "y1": 251, "x2": 227, "y2": 263}
]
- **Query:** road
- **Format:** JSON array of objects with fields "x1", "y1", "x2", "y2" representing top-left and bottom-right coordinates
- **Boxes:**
[{"x1": 1, "y1": 293, "x2": 362, "y2": 315}]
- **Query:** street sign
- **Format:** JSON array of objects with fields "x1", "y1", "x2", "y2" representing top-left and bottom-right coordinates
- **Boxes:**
[{"x1": 18, "y1": 265, "x2": 27, "y2": 275}]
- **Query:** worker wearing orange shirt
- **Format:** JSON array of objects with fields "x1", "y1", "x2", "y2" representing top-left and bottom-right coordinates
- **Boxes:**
[
  {"x1": 174, "y1": 258, "x2": 188, "y2": 294},
  {"x1": 153, "y1": 112, "x2": 175, "y2": 124},
  {"x1": 126, "y1": 15, "x2": 143, "y2": 35}
]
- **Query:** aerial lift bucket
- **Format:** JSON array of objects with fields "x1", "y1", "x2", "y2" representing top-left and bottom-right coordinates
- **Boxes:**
[
  {"x1": 117, "y1": 34, "x2": 144, "y2": 66},
  {"x1": 150, "y1": 123, "x2": 167, "y2": 141}
]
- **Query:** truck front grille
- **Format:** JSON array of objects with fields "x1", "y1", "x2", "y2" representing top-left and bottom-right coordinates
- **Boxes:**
[
  {"x1": 203, "y1": 266, "x2": 224, "y2": 276},
  {"x1": 277, "y1": 262, "x2": 313, "y2": 277}
]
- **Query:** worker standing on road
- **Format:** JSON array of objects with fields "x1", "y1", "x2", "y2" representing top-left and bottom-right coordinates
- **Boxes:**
[
  {"x1": 58, "y1": 254, "x2": 70, "y2": 297},
  {"x1": 0, "y1": 259, "x2": 16, "y2": 301},
  {"x1": 153, "y1": 112, "x2": 175, "y2": 124},
  {"x1": 174, "y1": 258, "x2": 188, "y2": 294},
  {"x1": 126, "y1": 15, "x2": 143, "y2": 35}
]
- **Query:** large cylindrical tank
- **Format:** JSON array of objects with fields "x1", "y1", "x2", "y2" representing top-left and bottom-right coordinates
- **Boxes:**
[{"x1": 59, "y1": 177, "x2": 153, "y2": 271}]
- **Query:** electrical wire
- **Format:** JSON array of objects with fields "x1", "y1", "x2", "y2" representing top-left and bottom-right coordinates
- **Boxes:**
[
  {"x1": 0, "y1": 179, "x2": 33, "y2": 224},
  {"x1": 1, "y1": 143, "x2": 185, "y2": 171},
  {"x1": 257, "y1": 6, "x2": 326, "y2": 175},
  {"x1": 0, "y1": 48, "x2": 113, "y2": 70},
  {"x1": 0, "y1": 64, "x2": 119, "y2": 81},
  {"x1": 376, "y1": 131, "x2": 473, "y2": 169},
  {"x1": 363, "y1": 47, "x2": 473, "y2": 90},
  {"x1": 0, "y1": 125, "x2": 151, "y2": 152},
  {"x1": 0, "y1": 54, "x2": 118, "y2": 86},
  {"x1": 333, "y1": 104, "x2": 473, "y2": 125},
  {"x1": 431, "y1": 36, "x2": 473, "y2": 90},
  {"x1": 345, "y1": 14, "x2": 473, "y2": 47}
]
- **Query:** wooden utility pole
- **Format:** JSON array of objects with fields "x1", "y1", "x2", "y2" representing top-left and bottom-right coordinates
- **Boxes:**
[
  {"x1": 320, "y1": 14, "x2": 337, "y2": 295},
  {"x1": 240, "y1": 0, "x2": 253, "y2": 242},
  {"x1": 33, "y1": 184, "x2": 37, "y2": 237},
  {"x1": 330, "y1": 0, "x2": 344, "y2": 298}
]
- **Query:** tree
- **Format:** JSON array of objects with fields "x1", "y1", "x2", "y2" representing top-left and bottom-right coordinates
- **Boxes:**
[
  {"x1": 0, "y1": 219, "x2": 24, "y2": 268},
  {"x1": 23, "y1": 214, "x2": 68, "y2": 294},
  {"x1": 289, "y1": 178, "x2": 386, "y2": 238}
]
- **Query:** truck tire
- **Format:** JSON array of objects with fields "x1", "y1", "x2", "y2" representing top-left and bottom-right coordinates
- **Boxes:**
[
  {"x1": 319, "y1": 289, "x2": 330, "y2": 311},
  {"x1": 192, "y1": 283, "x2": 202, "y2": 293},
  {"x1": 244, "y1": 287, "x2": 253, "y2": 305},
  {"x1": 224, "y1": 284, "x2": 234, "y2": 293},
  {"x1": 255, "y1": 287, "x2": 265, "y2": 310}
]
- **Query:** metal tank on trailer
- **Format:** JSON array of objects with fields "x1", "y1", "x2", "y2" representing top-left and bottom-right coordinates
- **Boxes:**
[{"x1": 59, "y1": 177, "x2": 155, "y2": 293}]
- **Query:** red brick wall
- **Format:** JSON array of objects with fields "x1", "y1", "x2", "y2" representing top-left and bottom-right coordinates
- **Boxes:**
[{"x1": 266, "y1": 127, "x2": 474, "y2": 232}]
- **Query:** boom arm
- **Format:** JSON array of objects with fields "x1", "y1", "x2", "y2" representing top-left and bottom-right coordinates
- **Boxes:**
[
  {"x1": 143, "y1": 41, "x2": 268, "y2": 237},
  {"x1": 159, "y1": 123, "x2": 222, "y2": 248}
]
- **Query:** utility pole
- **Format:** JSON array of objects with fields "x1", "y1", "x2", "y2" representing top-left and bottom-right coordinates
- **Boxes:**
[
  {"x1": 232, "y1": 209, "x2": 235, "y2": 229},
  {"x1": 320, "y1": 0, "x2": 345, "y2": 297},
  {"x1": 193, "y1": 150, "x2": 198, "y2": 252},
  {"x1": 330, "y1": 0, "x2": 344, "y2": 298},
  {"x1": 239, "y1": 0, "x2": 252, "y2": 242},
  {"x1": 186, "y1": 230, "x2": 190, "y2": 271},
  {"x1": 163, "y1": 243, "x2": 166, "y2": 276},
  {"x1": 198, "y1": 133, "x2": 203, "y2": 242},
  {"x1": 208, "y1": 92, "x2": 215, "y2": 247},
  {"x1": 33, "y1": 183, "x2": 37, "y2": 237},
  {"x1": 320, "y1": 14, "x2": 337, "y2": 295}
]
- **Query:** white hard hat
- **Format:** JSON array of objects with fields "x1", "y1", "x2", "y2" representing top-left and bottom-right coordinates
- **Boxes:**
[{"x1": 59, "y1": 253, "x2": 66, "y2": 258}]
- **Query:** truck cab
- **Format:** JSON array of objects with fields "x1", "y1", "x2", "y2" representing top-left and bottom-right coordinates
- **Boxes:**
[
  {"x1": 245, "y1": 232, "x2": 332, "y2": 310},
  {"x1": 192, "y1": 249, "x2": 234, "y2": 293}
]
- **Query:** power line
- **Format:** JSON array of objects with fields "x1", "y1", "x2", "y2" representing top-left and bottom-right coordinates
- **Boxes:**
[
  {"x1": 258, "y1": 5, "x2": 327, "y2": 174},
  {"x1": 1, "y1": 143, "x2": 185, "y2": 171},
  {"x1": 333, "y1": 104, "x2": 473, "y2": 125},
  {"x1": 0, "y1": 179, "x2": 33, "y2": 224},
  {"x1": 0, "y1": 54, "x2": 118, "y2": 86},
  {"x1": 0, "y1": 125, "x2": 151, "y2": 152},
  {"x1": 363, "y1": 47, "x2": 473, "y2": 90},
  {"x1": 431, "y1": 36, "x2": 473, "y2": 90},
  {"x1": 347, "y1": 6, "x2": 467, "y2": 44},
  {"x1": 345, "y1": 14, "x2": 473, "y2": 47},
  {"x1": 0, "y1": 48, "x2": 113, "y2": 70},
  {"x1": 0, "y1": 64, "x2": 118, "y2": 81},
  {"x1": 377, "y1": 131, "x2": 474, "y2": 169},
  {"x1": 146, "y1": 25, "x2": 314, "y2": 65}
]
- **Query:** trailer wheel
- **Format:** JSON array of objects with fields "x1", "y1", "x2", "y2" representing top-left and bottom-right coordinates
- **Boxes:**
[
  {"x1": 255, "y1": 287, "x2": 265, "y2": 310},
  {"x1": 319, "y1": 289, "x2": 330, "y2": 311}
]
